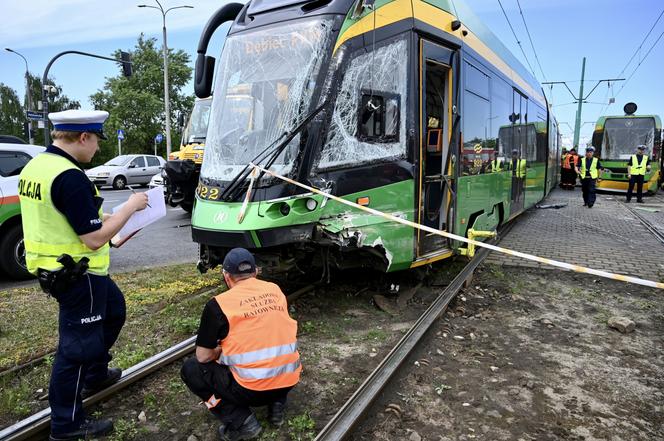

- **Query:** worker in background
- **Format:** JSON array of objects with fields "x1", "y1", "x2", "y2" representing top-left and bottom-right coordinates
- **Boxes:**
[
  {"x1": 626, "y1": 144, "x2": 651, "y2": 203},
  {"x1": 561, "y1": 147, "x2": 579, "y2": 190},
  {"x1": 559, "y1": 147, "x2": 568, "y2": 188},
  {"x1": 18, "y1": 110, "x2": 148, "y2": 440},
  {"x1": 181, "y1": 248, "x2": 301, "y2": 441},
  {"x1": 509, "y1": 149, "x2": 526, "y2": 202},
  {"x1": 575, "y1": 146, "x2": 602, "y2": 208}
]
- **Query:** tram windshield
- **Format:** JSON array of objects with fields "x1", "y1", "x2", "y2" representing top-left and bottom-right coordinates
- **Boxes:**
[
  {"x1": 182, "y1": 98, "x2": 212, "y2": 145},
  {"x1": 602, "y1": 118, "x2": 655, "y2": 159},
  {"x1": 201, "y1": 17, "x2": 334, "y2": 182}
]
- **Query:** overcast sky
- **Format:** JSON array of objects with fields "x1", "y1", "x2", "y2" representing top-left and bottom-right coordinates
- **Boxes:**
[{"x1": 1, "y1": 0, "x2": 662, "y2": 148}]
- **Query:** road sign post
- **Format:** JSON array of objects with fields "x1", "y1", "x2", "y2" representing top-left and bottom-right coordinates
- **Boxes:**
[
  {"x1": 154, "y1": 133, "x2": 163, "y2": 157},
  {"x1": 117, "y1": 129, "x2": 125, "y2": 156}
]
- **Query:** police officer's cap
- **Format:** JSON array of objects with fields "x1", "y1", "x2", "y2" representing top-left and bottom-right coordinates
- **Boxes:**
[
  {"x1": 511, "y1": 149, "x2": 518, "y2": 154},
  {"x1": 586, "y1": 146, "x2": 595, "y2": 152},
  {"x1": 637, "y1": 144, "x2": 646, "y2": 151},
  {"x1": 48, "y1": 110, "x2": 109, "y2": 140},
  {"x1": 223, "y1": 248, "x2": 256, "y2": 275}
]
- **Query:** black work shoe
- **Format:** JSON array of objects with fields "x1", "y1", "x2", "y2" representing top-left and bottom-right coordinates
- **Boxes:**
[
  {"x1": 267, "y1": 402, "x2": 286, "y2": 427},
  {"x1": 637, "y1": 200, "x2": 644, "y2": 203},
  {"x1": 49, "y1": 418, "x2": 113, "y2": 440},
  {"x1": 218, "y1": 414, "x2": 262, "y2": 441},
  {"x1": 626, "y1": 199, "x2": 631, "y2": 203},
  {"x1": 81, "y1": 368, "x2": 122, "y2": 399}
]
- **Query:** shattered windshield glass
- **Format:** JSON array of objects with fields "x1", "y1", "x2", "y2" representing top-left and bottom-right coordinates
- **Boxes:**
[
  {"x1": 201, "y1": 17, "x2": 334, "y2": 182},
  {"x1": 602, "y1": 118, "x2": 655, "y2": 159},
  {"x1": 316, "y1": 37, "x2": 408, "y2": 170}
]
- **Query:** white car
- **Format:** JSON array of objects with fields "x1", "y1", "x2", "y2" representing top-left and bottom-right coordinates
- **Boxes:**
[
  {"x1": 0, "y1": 143, "x2": 46, "y2": 279},
  {"x1": 86, "y1": 154, "x2": 166, "y2": 190}
]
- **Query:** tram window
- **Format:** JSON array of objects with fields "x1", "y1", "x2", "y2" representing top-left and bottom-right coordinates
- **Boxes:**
[
  {"x1": 316, "y1": 36, "x2": 408, "y2": 170},
  {"x1": 358, "y1": 93, "x2": 400, "y2": 142},
  {"x1": 465, "y1": 62, "x2": 489, "y2": 99},
  {"x1": 462, "y1": 91, "x2": 490, "y2": 175}
]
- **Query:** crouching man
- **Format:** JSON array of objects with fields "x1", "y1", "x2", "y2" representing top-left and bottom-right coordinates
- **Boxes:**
[{"x1": 181, "y1": 248, "x2": 301, "y2": 440}]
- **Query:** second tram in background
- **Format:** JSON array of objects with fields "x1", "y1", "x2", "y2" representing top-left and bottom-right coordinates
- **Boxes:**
[
  {"x1": 188, "y1": 0, "x2": 562, "y2": 276},
  {"x1": 592, "y1": 102, "x2": 662, "y2": 194}
]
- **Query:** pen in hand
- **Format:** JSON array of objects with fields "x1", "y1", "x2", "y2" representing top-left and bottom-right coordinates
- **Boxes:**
[{"x1": 126, "y1": 184, "x2": 152, "y2": 208}]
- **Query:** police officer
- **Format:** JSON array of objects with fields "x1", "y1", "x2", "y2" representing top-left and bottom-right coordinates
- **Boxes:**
[
  {"x1": 626, "y1": 144, "x2": 651, "y2": 203},
  {"x1": 18, "y1": 110, "x2": 148, "y2": 440},
  {"x1": 509, "y1": 149, "x2": 526, "y2": 201},
  {"x1": 181, "y1": 248, "x2": 301, "y2": 441},
  {"x1": 575, "y1": 146, "x2": 602, "y2": 208}
]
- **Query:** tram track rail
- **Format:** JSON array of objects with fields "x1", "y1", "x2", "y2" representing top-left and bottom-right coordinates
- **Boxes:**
[
  {"x1": 313, "y1": 217, "x2": 517, "y2": 441},
  {"x1": 623, "y1": 202, "x2": 664, "y2": 245},
  {"x1": 0, "y1": 284, "x2": 315, "y2": 441}
]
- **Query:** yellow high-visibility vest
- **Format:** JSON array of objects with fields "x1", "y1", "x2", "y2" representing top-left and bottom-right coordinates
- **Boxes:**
[
  {"x1": 630, "y1": 155, "x2": 647, "y2": 176},
  {"x1": 18, "y1": 153, "x2": 109, "y2": 275},
  {"x1": 579, "y1": 157, "x2": 598, "y2": 179}
]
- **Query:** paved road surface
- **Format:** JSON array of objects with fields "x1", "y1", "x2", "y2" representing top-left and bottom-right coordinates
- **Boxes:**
[{"x1": 0, "y1": 187, "x2": 198, "y2": 291}]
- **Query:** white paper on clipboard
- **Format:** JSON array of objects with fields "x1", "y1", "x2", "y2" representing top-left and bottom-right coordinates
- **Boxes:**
[{"x1": 111, "y1": 186, "x2": 167, "y2": 245}]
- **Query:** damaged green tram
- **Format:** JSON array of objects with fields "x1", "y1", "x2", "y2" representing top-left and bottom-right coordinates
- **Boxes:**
[{"x1": 191, "y1": 0, "x2": 560, "y2": 275}]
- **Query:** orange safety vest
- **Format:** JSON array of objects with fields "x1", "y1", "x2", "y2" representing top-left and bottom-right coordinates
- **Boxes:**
[
  {"x1": 215, "y1": 278, "x2": 301, "y2": 391},
  {"x1": 562, "y1": 154, "x2": 578, "y2": 169}
]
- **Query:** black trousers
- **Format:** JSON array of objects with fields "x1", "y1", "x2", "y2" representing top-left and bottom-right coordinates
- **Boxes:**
[
  {"x1": 49, "y1": 274, "x2": 126, "y2": 435},
  {"x1": 581, "y1": 178, "x2": 597, "y2": 206},
  {"x1": 180, "y1": 358, "x2": 291, "y2": 429},
  {"x1": 627, "y1": 175, "x2": 645, "y2": 201}
]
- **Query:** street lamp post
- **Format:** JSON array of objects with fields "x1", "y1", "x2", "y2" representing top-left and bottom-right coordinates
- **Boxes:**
[
  {"x1": 138, "y1": 1, "x2": 193, "y2": 157},
  {"x1": 5, "y1": 48, "x2": 34, "y2": 144}
]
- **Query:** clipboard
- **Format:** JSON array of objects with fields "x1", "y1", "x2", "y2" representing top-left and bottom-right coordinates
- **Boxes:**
[{"x1": 111, "y1": 186, "x2": 167, "y2": 247}]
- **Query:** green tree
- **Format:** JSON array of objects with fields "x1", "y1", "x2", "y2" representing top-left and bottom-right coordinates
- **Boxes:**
[
  {"x1": 25, "y1": 73, "x2": 81, "y2": 146},
  {"x1": 90, "y1": 34, "x2": 194, "y2": 165},
  {"x1": 0, "y1": 83, "x2": 24, "y2": 139}
]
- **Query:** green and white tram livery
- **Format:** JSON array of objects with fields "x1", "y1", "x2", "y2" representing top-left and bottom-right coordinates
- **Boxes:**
[
  {"x1": 592, "y1": 103, "x2": 662, "y2": 194},
  {"x1": 191, "y1": 0, "x2": 561, "y2": 275}
]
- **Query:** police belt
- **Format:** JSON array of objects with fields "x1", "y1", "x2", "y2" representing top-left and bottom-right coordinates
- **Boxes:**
[{"x1": 37, "y1": 254, "x2": 89, "y2": 295}]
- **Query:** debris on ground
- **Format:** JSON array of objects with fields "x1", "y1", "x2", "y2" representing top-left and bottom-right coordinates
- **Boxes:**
[{"x1": 607, "y1": 316, "x2": 636, "y2": 333}]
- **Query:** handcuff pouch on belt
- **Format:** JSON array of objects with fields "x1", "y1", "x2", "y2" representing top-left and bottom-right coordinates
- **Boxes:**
[{"x1": 38, "y1": 254, "x2": 90, "y2": 295}]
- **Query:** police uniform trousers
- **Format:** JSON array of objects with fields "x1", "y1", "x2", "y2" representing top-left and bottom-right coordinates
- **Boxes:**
[
  {"x1": 627, "y1": 175, "x2": 645, "y2": 202},
  {"x1": 581, "y1": 178, "x2": 597, "y2": 206},
  {"x1": 181, "y1": 358, "x2": 291, "y2": 429},
  {"x1": 49, "y1": 274, "x2": 126, "y2": 435}
]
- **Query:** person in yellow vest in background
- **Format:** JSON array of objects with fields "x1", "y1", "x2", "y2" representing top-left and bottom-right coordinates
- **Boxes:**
[
  {"x1": 509, "y1": 149, "x2": 526, "y2": 202},
  {"x1": 18, "y1": 110, "x2": 148, "y2": 441},
  {"x1": 575, "y1": 146, "x2": 603, "y2": 208},
  {"x1": 626, "y1": 144, "x2": 651, "y2": 203},
  {"x1": 181, "y1": 248, "x2": 301, "y2": 441},
  {"x1": 559, "y1": 147, "x2": 568, "y2": 188},
  {"x1": 490, "y1": 155, "x2": 503, "y2": 173}
]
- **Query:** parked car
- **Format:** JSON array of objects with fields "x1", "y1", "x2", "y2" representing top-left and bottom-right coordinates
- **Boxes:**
[
  {"x1": 86, "y1": 154, "x2": 166, "y2": 189},
  {"x1": 0, "y1": 143, "x2": 46, "y2": 279},
  {"x1": 148, "y1": 172, "x2": 165, "y2": 189}
]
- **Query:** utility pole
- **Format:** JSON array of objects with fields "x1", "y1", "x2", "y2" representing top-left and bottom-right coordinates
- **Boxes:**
[
  {"x1": 543, "y1": 60, "x2": 624, "y2": 149},
  {"x1": 573, "y1": 57, "x2": 586, "y2": 149}
]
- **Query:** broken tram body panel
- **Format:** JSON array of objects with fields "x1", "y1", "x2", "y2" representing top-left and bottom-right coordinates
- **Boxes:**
[{"x1": 191, "y1": 0, "x2": 560, "y2": 276}]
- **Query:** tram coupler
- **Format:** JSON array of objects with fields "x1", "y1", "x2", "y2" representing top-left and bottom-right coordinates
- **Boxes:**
[{"x1": 459, "y1": 228, "x2": 496, "y2": 258}]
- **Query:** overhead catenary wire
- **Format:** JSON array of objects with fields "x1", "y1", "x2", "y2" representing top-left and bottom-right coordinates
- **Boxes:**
[
  {"x1": 515, "y1": 0, "x2": 547, "y2": 82},
  {"x1": 595, "y1": 8, "x2": 664, "y2": 119},
  {"x1": 496, "y1": 0, "x2": 539, "y2": 82}
]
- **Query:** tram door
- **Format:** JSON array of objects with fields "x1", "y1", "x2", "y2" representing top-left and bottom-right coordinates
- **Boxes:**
[
  {"x1": 418, "y1": 40, "x2": 454, "y2": 256},
  {"x1": 509, "y1": 90, "x2": 528, "y2": 217}
]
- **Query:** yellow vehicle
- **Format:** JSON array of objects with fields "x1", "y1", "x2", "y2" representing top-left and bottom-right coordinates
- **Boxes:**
[{"x1": 163, "y1": 97, "x2": 212, "y2": 212}]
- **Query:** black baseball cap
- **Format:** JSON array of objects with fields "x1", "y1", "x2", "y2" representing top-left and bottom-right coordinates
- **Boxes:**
[{"x1": 222, "y1": 248, "x2": 256, "y2": 275}]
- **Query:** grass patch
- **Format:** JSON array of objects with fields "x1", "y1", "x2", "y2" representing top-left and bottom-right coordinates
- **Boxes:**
[
  {"x1": 0, "y1": 263, "x2": 223, "y2": 427},
  {"x1": 287, "y1": 413, "x2": 316, "y2": 441}
]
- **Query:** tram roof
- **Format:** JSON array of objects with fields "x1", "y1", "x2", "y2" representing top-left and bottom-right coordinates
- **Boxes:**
[{"x1": 594, "y1": 115, "x2": 662, "y2": 130}]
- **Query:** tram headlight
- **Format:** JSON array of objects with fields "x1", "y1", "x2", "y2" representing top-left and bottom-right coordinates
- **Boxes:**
[
  {"x1": 305, "y1": 198, "x2": 317, "y2": 211},
  {"x1": 279, "y1": 203, "x2": 291, "y2": 216}
]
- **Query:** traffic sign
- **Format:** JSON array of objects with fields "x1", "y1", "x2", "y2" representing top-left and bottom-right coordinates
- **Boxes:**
[
  {"x1": 155, "y1": 133, "x2": 163, "y2": 143},
  {"x1": 26, "y1": 110, "x2": 45, "y2": 121},
  {"x1": 117, "y1": 129, "x2": 125, "y2": 140}
]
